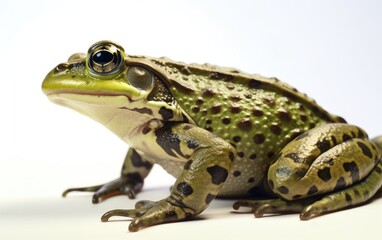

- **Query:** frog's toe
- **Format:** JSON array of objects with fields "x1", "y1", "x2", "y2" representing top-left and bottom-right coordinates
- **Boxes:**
[
  {"x1": 62, "y1": 176, "x2": 144, "y2": 203},
  {"x1": 233, "y1": 198, "x2": 313, "y2": 217},
  {"x1": 300, "y1": 205, "x2": 323, "y2": 220},
  {"x1": 103, "y1": 198, "x2": 194, "y2": 232}
]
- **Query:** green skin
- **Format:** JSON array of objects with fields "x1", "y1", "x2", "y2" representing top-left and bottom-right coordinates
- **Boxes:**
[{"x1": 42, "y1": 41, "x2": 382, "y2": 232}]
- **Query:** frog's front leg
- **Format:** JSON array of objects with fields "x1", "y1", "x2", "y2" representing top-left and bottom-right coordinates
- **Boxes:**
[
  {"x1": 234, "y1": 123, "x2": 382, "y2": 219},
  {"x1": 101, "y1": 123, "x2": 236, "y2": 232},
  {"x1": 63, "y1": 148, "x2": 153, "y2": 203}
]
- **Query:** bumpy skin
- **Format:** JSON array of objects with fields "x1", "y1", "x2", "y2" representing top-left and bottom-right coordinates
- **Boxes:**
[{"x1": 42, "y1": 41, "x2": 382, "y2": 231}]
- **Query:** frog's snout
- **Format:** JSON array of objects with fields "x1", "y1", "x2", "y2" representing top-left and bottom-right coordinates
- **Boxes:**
[{"x1": 68, "y1": 53, "x2": 86, "y2": 62}]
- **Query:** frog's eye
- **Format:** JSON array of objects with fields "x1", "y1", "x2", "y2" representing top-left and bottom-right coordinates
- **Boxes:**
[
  {"x1": 126, "y1": 66, "x2": 154, "y2": 91},
  {"x1": 88, "y1": 41, "x2": 124, "y2": 75}
]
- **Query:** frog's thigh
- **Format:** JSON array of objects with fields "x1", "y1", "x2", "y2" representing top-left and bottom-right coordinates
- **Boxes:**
[{"x1": 268, "y1": 123, "x2": 380, "y2": 200}]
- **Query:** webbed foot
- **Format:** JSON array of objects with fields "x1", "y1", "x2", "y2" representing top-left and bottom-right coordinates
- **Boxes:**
[
  {"x1": 62, "y1": 175, "x2": 143, "y2": 203},
  {"x1": 101, "y1": 198, "x2": 194, "y2": 232}
]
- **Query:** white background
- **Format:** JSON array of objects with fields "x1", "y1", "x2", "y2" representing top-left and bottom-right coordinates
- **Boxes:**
[{"x1": 1, "y1": 0, "x2": 382, "y2": 239}]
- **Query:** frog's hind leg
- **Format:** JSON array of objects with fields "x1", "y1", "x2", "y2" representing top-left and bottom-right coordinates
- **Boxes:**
[
  {"x1": 234, "y1": 124, "x2": 382, "y2": 219},
  {"x1": 300, "y1": 160, "x2": 382, "y2": 219}
]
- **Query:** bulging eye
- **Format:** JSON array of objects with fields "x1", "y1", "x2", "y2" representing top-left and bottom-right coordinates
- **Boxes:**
[
  {"x1": 126, "y1": 66, "x2": 154, "y2": 90},
  {"x1": 88, "y1": 41, "x2": 124, "y2": 75}
]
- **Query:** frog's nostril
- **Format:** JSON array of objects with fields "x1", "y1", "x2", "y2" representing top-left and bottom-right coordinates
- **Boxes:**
[{"x1": 55, "y1": 63, "x2": 68, "y2": 72}]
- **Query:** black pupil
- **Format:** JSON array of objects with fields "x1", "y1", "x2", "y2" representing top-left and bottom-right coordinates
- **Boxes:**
[{"x1": 93, "y1": 50, "x2": 114, "y2": 65}]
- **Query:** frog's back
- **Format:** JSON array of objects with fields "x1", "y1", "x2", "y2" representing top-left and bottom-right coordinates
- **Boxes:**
[{"x1": 127, "y1": 55, "x2": 345, "y2": 196}]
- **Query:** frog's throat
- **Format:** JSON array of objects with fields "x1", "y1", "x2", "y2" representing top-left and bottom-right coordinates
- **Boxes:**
[{"x1": 46, "y1": 93, "x2": 155, "y2": 145}]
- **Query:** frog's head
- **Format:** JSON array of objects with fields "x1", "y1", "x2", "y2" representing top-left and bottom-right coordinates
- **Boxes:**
[{"x1": 42, "y1": 41, "x2": 189, "y2": 142}]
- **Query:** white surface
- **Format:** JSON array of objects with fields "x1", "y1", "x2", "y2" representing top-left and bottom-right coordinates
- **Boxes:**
[{"x1": 1, "y1": 0, "x2": 382, "y2": 239}]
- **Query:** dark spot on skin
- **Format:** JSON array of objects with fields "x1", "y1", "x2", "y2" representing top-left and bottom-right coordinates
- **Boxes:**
[
  {"x1": 270, "y1": 124, "x2": 282, "y2": 135},
  {"x1": 285, "y1": 153, "x2": 304, "y2": 163},
  {"x1": 252, "y1": 108, "x2": 264, "y2": 117},
  {"x1": 307, "y1": 185, "x2": 318, "y2": 195},
  {"x1": 205, "y1": 194, "x2": 216, "y2": 204},
  {"x1": 293, "y1": 195, "x2": 302, "y2": 200},
  {"x1": 207, "y1": 165, "x2": 229, "y2": 185},
  {"x1": 233, "y1": 136, "x2": 241, "y2": 143},
  {"x1": 195, "y1": 98, "x2": 204, "y2": 105},
  {"x1": 187, "y1": 139, "x2": 199, "y2": 149},
  {"x1": 268, "y1": 180, "x2": 274, "y2": 190},
  {"x1": 300, "y1": 114, "x2": 308, "y2": 122},
  {"x1": 183, "y1": 160, "x2": 193, "y2": 170},
  {"x1": 201, "y1": 109, "x2": 208, "y2": 116},
  {"x1": 309, "y1": 123, "x2": 316, "y2": 129},
  {"x1": 334, "y1": 177, "x2": 346, "y2": 191},
  {"x1": 191, "y1": 106, "x2": 200, "y2": 113},
  {"x1": 237, "y1": 119, "x2": 253, "y2": 132},
  {"x1": 354, "y1": 189, "x2": 360, "y2": 196},
  {"x1": 237, "y1": 152, "x2": 244, "y2": 158},
  {"x1": 142, "y1": 127, "x2": 151, "y2": 135},
  {"x1": 316, "y1": 139, "x2": 331, "y2": 154},
  {"x1": 230, "y1": 105, "x2": 241, "y2": 114},
  {"x1": 357, "y1": 141, "x2": 373, "y2": 158},
  {"x1": 205, "y1": 126, "x2": 213, "y2": 132},
  {"x1": 342, "y1": 133, "x2": 352, "y2": 142},
  {"x1": 211, "y1": 104, "x2": 222, "y2": 114},
  {"x1": 128, "y1": 107, "x2": 154, "y2": 115},
  {"x1": 71, "y1": 75, "x2": 76, "y2": 78},
  {"x1": 131, "y1": 150, "x2": 153, "y2": 170},
  {"x1": 351, "y1": 131, "x2": 356, "y2": 138},
  {"x1": 345, "y1": 193, "x2": 352, "y2": 203},
  {"x1": 317, "y1": 167, "x2": 332, "y2": 182},
  {"x1": 343, "y1": 161, "x2": 360, "y2": 183},
  {"x1": 249, "y1": 154, "x2": 257, "y2": 160},
  {"x1": 183, "y1": 125, "x2": 193, "y2": 130},
  {"x1": 325, "y1": 158, "x2": 334, "y2": 165},
  {"x1": 164, "y1": 210, "x2": 178, "y2": 220},
  {"x1": 331, "y1": 136, "x2": 337, "y2": 146},
  {"x1": 233, "y1": 171, "x2": 241, "y2": 177},
  {"x1": 206, "y1": 119, "x2": 212, "y2": 124},
  {"x1": 125, "y1": 172, "x2": 144, "y2": 183},
  {"x1": 267, "y1": 152, "x2": 275, "y2": 159},
  {"x1": 278, "y1": 109, "x2": 291, "y2": 122},
  {"x1": 262, "y1": 97, "x2": 275, "y2": 107},
  {"x1": 248, "y1": 79, "x2": 262, "y2": 88},
  {"x1": 229, "y1": 94, "x2": 241, "y2": 102},
  {"x1": 159, "y1": 107, "x2": 174, "y2": 122},
  {"x1": 277, "y1": 186, "x2": 289, "y2": 194},
  {"x1": 295, "y1": 168, "x2": 306, "y2": 178},
  {"x1": 155, "y1": 124, "x2": 185, "y2": 158},
  {"x1": 177, "y1": 182, "x2": 193, "y2": 196},
  {"x1": 357, "y1": 129, "x2": 366, "y2": 139},
  {"x1": 229, "y1": 152, "x2": 235, "y2": 162},
  {"x1": 202, "y1": 88, "x2": 216, "y2": 98},
  {"x1": 253, "y1": 134, "x2": 265, "y2": 144},
  {"x1": 209, "y1": 72, "x2": 226, "y2": 80},
  {"x1": 247, "y1": 177, "x2": 255, "y2": 183},
  {"x1": 376, "y1": 166, "x2": 382, "y2": 174},
  {"x1": 222, "y1": 117, "x2": 231, "y2": 125}
]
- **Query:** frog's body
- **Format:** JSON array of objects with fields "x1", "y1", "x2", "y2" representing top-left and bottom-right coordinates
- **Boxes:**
[{"x1": 42, "y1": 41, "x2": 382, "y2": 232}]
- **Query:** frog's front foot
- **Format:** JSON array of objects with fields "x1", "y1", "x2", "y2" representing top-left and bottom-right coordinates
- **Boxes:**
[
  {"x1": 101, "y1": 197, "x2": 194, "y2": 232},
  {"x1": 62, "y1": 175, "x2": 143, "y2": 203}
]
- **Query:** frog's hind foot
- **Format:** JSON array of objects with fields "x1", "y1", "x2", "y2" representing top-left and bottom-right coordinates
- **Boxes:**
[
  {"x1": 62, "y1": 175, "x2": 143, "y2": 203},
  {"x1": 233, "y1": 198, "x2": 315, "y2": 218}
]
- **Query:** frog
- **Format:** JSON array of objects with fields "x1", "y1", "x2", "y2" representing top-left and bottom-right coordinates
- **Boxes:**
[{"x1": 42, "y1": 40, "x2": 382, "y2": 232}]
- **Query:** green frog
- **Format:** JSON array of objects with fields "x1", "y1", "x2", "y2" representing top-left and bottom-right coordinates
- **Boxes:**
[{"x1": 42, "y1": 41, "x2": 382, "y2": 232}]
